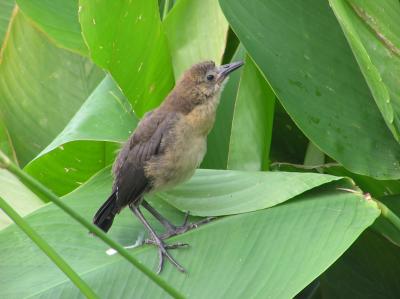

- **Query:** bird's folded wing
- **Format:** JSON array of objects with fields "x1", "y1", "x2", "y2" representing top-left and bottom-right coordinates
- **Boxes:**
[{"x1": 112, "y1": 111, "x2": 180, "y2": 209}]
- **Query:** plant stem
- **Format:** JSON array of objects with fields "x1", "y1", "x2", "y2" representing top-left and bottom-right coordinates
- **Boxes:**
[
  {"x1": 162, "y1": 0, "x2": 170, "y2": 20},
  {"x1": 0, "y1": 196, "x2": 98, "y2": 299},
  {"x1": 376, "y1": 200, "x2": 400, "y2": 232},
  {"x1": 0, "y1": 150, "x2": 184, "y2": 299}
]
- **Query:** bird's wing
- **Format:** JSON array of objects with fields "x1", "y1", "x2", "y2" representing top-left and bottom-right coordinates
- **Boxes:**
[{"x1": 112, "y1": 110, "x2": 179, "y2": 209}]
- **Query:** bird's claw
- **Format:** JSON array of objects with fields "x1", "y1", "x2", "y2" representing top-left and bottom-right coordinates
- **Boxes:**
[
  {"x1": 145, "y1": 239, "x2": 189, "y2": 249},
  {"x1": 147, "y1": 236, "x2": 187, "y2": 274},
  {"x1": 144, "y1": 213, "x2": 216, "y2": 274}
]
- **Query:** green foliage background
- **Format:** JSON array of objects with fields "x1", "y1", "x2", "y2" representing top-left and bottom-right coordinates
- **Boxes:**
[{"x1": 0, "y1": 0, "x2": 399, "y2": 298}]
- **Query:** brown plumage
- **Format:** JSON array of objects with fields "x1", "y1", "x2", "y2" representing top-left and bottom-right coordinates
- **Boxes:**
[{"x1": 93, "y1": 60, "x2": 244, "y2": 273}]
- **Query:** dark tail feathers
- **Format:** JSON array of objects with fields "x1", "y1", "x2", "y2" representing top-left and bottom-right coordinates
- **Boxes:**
[{"x1": 93, "y1": 192, "x2": 118, "y2": 232}]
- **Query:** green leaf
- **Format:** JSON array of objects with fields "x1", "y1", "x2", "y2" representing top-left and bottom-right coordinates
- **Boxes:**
[
  {"x1": 0, "y1": 11, "x2": 103, "y2": 166},
  {"x1": 200, "y1": 45, "x2": 245, "y2": 169},
  {"x1": 219, "y1": 0, "x2": 400, "y2": 179},
  {"x1": 0, "y1": 0, "x2": 14, "y2": 47},
  {"x1": 0, "y1": 169, "x2": 43, "y2": 229},
  {"x1": 0, "y1": 152, "x2": 183, "y2": 298},
  {"x1": 24, "y1": 76, "x2": 138, "y2": 195},
  {"x1": 163, "y1": 0, "x2": 229, "y2": 79},
  {"x1": 270, "y1": 162, "x2": 400, "y2": 199},
  {"x1": 16, "y1": 0, "x2": 87, "y2": 55},
  {"x1": 321, "y1": 230, "x2": 400, "y2": 299},
  {"x1": 0, "y1": 119, "x2": 17, "y2": 165},
  {"x1": 25, "y1": 141, "x2": 118, "y2": 197},
  {"x1": 36, "y1": 75, "x2": 137, "y2": 145},
  {"x1": 227, "y1": 55, "x2": 275, "y2": 171},
  {"x1": 155, "y1": 170, "x2": 343, "y2": 216},
  {"x1": 325, "y1": 165, "x2": 400, "y2": 198},
  {"x1": 0, "y1": 196, "x2": 98, "y2": 297},
  {"x1": 0, "y1": 168, "x2": 379, "y2": 298},
  {"x1": 0, "y1": 4, "x2": 17, "y2": 166},
  {"x1": 329, "y1": 0, "x2": 400, "y2": 142},
  {"x1": 79, "y1": 0, "x2": 174, "y2": 116}
]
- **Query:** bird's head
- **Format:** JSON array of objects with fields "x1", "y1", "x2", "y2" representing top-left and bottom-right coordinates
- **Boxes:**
[
  {"x1": 182, "y1": 60, "x2": 244, "y2": 98},
  {"x1": 164, "y1": 60, "x2": 244, "y2": 114}
]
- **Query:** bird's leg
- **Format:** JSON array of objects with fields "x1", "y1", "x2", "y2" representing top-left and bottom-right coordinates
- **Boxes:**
[
  {"x1": 129, "y1": 204, "x2": 187, "y2": 274},
  {"x1": 142, "y1": 200, "x2": 178, "y2": 232},
  {"x1": 142, "y1": 200, "x2": 216, "y2": 240}
]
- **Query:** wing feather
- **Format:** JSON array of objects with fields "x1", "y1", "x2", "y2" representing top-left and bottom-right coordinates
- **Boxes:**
[{"x1": 112, "y1": 111, "x2": 179, "y2": 209}]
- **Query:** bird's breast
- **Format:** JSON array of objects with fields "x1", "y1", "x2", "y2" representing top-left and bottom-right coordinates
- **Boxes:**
[
  {"x1": 144, "y1": 95, "x2": 220, "y2": 191},
  {"x1": 144, "y1": 117, "x2": 208, "y2": 192}
]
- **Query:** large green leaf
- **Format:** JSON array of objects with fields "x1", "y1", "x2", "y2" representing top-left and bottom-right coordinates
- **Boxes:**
[
  {"x1": 320, "y1": 230, "x2": 400, "y2": 299},
  {"x1": 0, "y1": 0, "x2": 14, "y2": 47},
  {"x1": 79, "y1": 0, "x2": 174, "y2": 116},
  {"x1": 0, "y1": 168, "x2": 379, "y2": 298},
  {"x1": 0, "y1": 11, "x2": 103, "y2": 166},
  {"x1": 24, "y1": 76, "x2": 138, "y2": 196},
  {"x1": 25, "y1": 142, "x2": 118, "y2": 197},
  {"x1": 227, "y1": 55, "x2": 275, "y2": 171},
  {"x1": 156, "y1": 170, "x2": 343, "y2": 216},
  {"x1": 330, "y1": 0, "x2": 400, "y2": 142},
  {"x1": 0, "y1": 169, "x2": 43, "y2": 229},
  {"x1": 16, "y1": 0, "x2": 87, "y2": 54},
  {"x1": 163, "y1": 0, "x2": 229, "y2": 79},
  {"x1": 219, "y1": 0, "x2": 400, "y2": 179},
  {"x1": 34, "y1": 76, "x2": 137, "y2": 146}
]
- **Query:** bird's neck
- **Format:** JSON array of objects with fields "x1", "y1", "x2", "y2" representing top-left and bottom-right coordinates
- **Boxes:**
[
  {"x1": 162, "y1": 81, "x2": 222, "y2": 135},
  {"x1": 185, "y1": 92, "x2": 221, "y2": 136}
]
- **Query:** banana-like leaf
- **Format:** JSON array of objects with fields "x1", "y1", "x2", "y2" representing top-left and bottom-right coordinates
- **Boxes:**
[
  {"x1": 321, "y1": 230, "x2": 400, "y2": 298},
  {"x1": 0, "y1": 169, "x2": 43, "y2": 229},
  {"x1": 0, "y1": 11, "x2": 103, "y2": 166},
  {"x1": 330, "y1": 0, "x2": 400, "y2": 142},
  {"x1": 227, "y1": 55, "x2": 275, "y2": 171},
  {"x1": 156, "y1": 169, "x2": 343, "y2": 216},
  {"x1": 0, "y1": 0, "x2": 14, "y2": 47},
  {"x1": 16, "y1": 0, "x2": 87, "y2": 54},
  {"x1": 163, "y1": 0, "x2": 229, "y2": 79},
  {"x1": 79, "y1": 0, "x2": 174, "y2": 116},
  {"x1": 0, "y1": 168, "x2": 379, "y2": 298},
  {"x1": 24, "y1": 76, "x2": 138, "y2": 196},
  {"x1": 219, "y1": 0, "x2": 400, "y2": 179}
]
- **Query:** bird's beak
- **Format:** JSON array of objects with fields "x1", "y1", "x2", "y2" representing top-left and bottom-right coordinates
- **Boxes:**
[{"x1": 217, "y1": 61, "x2": 244, "y2": 82}]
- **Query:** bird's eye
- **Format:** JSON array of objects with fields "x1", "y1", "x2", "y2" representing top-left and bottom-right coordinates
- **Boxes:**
[{"x1": 206, "y1": 74, "x2": 214, "y2": 81}]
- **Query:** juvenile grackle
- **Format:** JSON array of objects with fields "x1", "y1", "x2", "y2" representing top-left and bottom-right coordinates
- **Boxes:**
[{"x1": 93, "y1": 60, "x2": 244, "y2": 273}]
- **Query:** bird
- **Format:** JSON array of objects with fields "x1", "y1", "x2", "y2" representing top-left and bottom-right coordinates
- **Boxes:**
[{"x1": 93, "y1": 60, "x2": 244, "y2": 273}]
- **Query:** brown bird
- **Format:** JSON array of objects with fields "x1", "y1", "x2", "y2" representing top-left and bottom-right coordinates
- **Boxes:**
[{"x1": 93, "y1": 60, "x2": 244, "y2": 273}]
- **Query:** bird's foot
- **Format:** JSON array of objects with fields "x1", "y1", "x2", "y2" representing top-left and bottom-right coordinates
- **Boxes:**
[
  {"x1": 165, "y1": 212, "x2": 216, "y2": 238},
  {"x1": 146, "y1": 234, "x2": 188, "y2": 274},
  {"x1": 149, "y1": 212, "x2": 216, "y2": 241}
]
